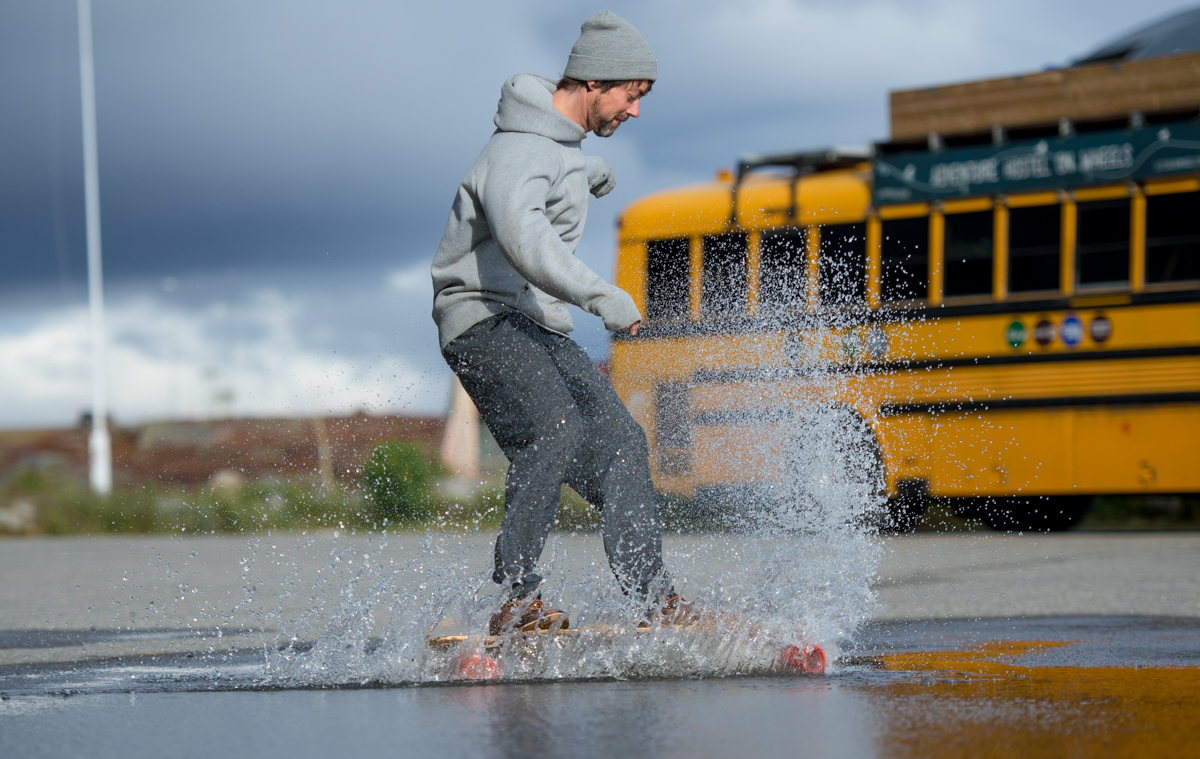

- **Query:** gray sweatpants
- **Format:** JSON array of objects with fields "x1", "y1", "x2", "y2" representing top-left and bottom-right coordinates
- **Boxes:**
[{"x1": 442, "y1": 312, "x2": 669, "y2": 601}]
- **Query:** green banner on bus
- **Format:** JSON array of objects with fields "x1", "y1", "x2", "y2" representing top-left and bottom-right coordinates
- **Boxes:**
[{"x1": 873, "y1": 120, "x2": 1200, "y2": 205}]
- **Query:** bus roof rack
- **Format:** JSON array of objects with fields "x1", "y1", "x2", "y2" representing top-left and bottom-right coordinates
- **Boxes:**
[
  {"x1": 735, "y1": 147, "x2": 872, "y2": 184},
  {"x1": 729, "y1": 147, "x2": 872, "y2": 226}
]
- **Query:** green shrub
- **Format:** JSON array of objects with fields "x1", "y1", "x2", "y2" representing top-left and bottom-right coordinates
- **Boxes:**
[
  {"x1": 658, "y1": 493, "x2": 727, "y2": 532},
  {"x1": 360, "y1": 440, "x2": 436, "y2": 525},
  {"x1": 553, "y1": 486, "x2": 601, "y2": 532}
]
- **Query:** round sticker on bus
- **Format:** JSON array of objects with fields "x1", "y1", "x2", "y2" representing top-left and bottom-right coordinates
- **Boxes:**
[
  {"x1": 1034, "y1": 318, "x2": 1056, "y2": 346},
  {"x1": 866, "y1": 325, "x2": 889, "y2": 359},
  {"x1": 1061, "y1": 313, "x2": 1083, "y2": 348},
  {"x1": 1005, "y1": 320, "x2": 1027, "y2": 348},
  {"x1": 1090, "y1": 314, "x2": 1113, "y2": 343}
]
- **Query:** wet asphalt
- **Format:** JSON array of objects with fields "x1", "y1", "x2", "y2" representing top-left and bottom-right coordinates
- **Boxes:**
[{"x1": 2, "y1": 532, "x2": 1199, "y2": 758}]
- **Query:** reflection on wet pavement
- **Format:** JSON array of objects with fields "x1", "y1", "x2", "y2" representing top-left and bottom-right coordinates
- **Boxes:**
[
  {"x1": 2, "y1": 616, "x2": 1197, "y2": 758},
  {"x1": 869, "y1": 641, "x2": 1199, "y2": 758}
]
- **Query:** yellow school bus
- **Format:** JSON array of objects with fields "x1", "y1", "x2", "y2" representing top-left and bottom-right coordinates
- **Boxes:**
[{"x1": 608, "y1": 126, "x2": 1200, "y2": 530}]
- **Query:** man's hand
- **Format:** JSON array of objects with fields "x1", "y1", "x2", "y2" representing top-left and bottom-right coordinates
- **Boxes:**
[{"x1": 629, "y1": 321, "x2": 640, "y2": 337}]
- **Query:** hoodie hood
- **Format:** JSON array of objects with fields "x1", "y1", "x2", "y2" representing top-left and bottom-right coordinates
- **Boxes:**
[{"x1": 494, "y1": 74, "x2": 586, "y2": 143}]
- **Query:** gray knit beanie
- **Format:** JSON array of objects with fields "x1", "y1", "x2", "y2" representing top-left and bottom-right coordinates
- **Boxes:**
[{"x1": 564, "y1": 11, "x2": 657, "y2": 82}]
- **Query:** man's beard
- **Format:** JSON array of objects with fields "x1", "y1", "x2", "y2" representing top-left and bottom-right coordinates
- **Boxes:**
[{"x1": 589, "y1": 100, "x2": 621, "y2": 137}]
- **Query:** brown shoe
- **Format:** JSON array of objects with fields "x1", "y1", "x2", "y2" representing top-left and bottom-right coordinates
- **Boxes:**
[
  {"x1": 488, "y1": 595, "x2": 568, "y2": 636},
  {"x1": 638, "y1": 595, "x2": 696, "y2": 629}
]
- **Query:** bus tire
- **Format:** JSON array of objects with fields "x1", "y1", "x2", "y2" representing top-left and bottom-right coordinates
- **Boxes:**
[{"x1": 978, "y1": 496, "x2": 1091, "y2": 532}]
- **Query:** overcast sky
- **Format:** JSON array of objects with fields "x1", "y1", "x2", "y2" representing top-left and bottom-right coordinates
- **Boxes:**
[{"x1": 1, "y1": 0, "x2": 1194, "y2": 428}]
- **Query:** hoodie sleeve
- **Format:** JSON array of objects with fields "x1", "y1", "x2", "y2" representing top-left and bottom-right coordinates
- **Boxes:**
[
  {"x1": 585, "y1": 155, "x2": 615, "y2": 198},
  {"x1": 479, "y1": 146, "x2": 641, "y2": 331}
]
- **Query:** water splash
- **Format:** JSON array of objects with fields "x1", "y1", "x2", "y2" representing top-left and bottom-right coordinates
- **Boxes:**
[
  {"x1": 254, "y1": 417, "x2": 885, "y2": 686},
  {"x1": 258, "y1": 422, "x2": 886, "y2": 685}
]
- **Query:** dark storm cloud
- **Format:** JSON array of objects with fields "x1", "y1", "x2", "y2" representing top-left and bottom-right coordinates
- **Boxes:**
[
  {"x1": 0, "y1": 0, "x2": 564, "y2": 291},
  {"x1": 3, "y1": 0, "x2": 1191, "y2": 292}
]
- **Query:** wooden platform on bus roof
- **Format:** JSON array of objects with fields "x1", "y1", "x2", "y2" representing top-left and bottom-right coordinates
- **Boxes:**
[{"x1": 890, "y1": 51, "x2": 1200, "y2": 141}]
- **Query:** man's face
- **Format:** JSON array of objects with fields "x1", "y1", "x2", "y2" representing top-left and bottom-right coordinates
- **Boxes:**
[{"x1": 587, "y1": 81, "x2": 650, "y2": 137}]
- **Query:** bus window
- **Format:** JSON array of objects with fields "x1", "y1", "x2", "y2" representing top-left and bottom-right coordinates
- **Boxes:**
[
  {"x1": 1147, "y1": 191, "x2": 1200, "y2": 284},
  {"x1": 1009, "y1": 205, "x2": 1061, "y2": 293},
  {"x1": 654, "y1": 382, "x2": 690, "y2": 475},
  {"x1": 943, "y1": 211, "x2": 993, "y2": 297},
  {"x1": 1077, "y1": 198, "x2": 1130, "y2": 287},
  {"x1": 646, "y1": 237, "x2": 690, "y2": 320},
  {"x1": 881, "y1": 217, "x2": 928, "y2": 302},
  {"x1": 702, "y1": 233, "x2": 748, "y2": 316},
  {"x1": 759, "y1": 228, "x2": 808, "y2": 311},
  {"x1": 818, "y1": 223, "x2": 866, "y2": 307}
]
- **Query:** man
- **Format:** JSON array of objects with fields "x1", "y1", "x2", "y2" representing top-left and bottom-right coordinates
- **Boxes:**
[{"x1": 431, "y1": 11, "x2": 686, "y2": 635}]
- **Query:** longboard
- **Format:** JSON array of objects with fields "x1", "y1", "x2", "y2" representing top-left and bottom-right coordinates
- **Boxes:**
[
  {"x1": 428, "y1": 626, "x2": 583, "y2": 652},
  {"x1": 428, "y1": 623, "x2": 827, "y2": 679}
]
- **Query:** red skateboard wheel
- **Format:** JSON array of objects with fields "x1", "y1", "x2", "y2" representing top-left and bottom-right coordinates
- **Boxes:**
[
  {"x1": 780, "y1": 644, "x2": 827, "y2": 674},
  {"x1": 456, "y1": 653, "x2": 502, "y2": 680}
]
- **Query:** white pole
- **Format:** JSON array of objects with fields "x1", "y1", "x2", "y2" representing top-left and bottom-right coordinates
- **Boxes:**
[{"x1": 78, "y1": 0, "x2": 111, "y2": 494}]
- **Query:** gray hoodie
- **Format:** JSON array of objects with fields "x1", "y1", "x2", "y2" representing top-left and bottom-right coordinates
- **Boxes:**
[{"x1": 430, "y1": 74, "x2": 642, "y2": 349}]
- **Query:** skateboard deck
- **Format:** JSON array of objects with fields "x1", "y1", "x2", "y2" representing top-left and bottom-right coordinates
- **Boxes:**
[
  {"x1": 428, "y1": 626, "x2": 582, "y2": 651},
  {"x1": 428, "y1": 622, "x2": 826, "y2": 679}
]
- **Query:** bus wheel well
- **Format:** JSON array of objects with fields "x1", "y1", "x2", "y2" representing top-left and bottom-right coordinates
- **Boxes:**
[
  {"x1": 887, "y1": 479, "x2": 929, "y2": 532},
  {"x1": 778, "y1": 404, "x2": 888, "y2": 529},
  {"x1": 954, "y1": 495, "x2": 1092, "y2": 532}
]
